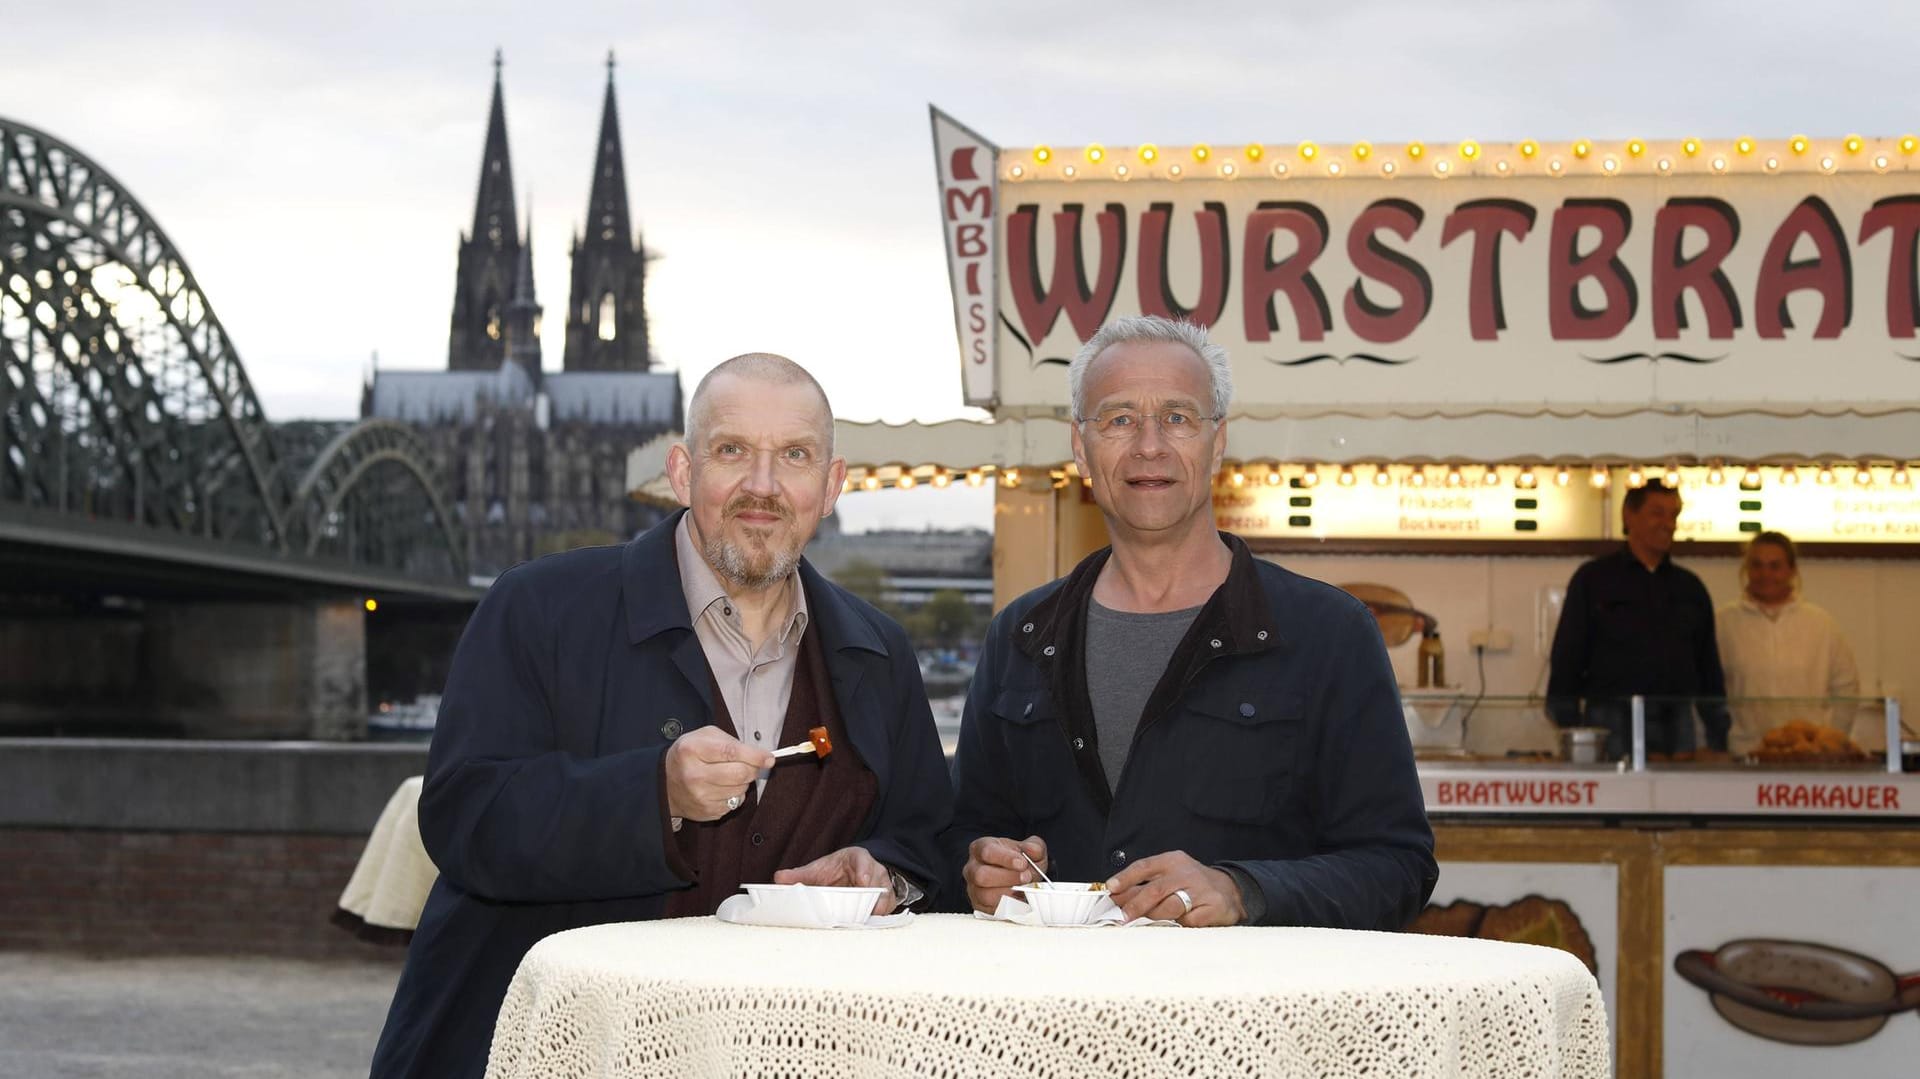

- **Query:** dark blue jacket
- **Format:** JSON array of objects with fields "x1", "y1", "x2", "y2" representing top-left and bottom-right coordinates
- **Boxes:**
[
  {"x1": 942, "y1": 535, "x2": 1435, "y2": 930},
  {"x1": 370, "y1": 512, "x2": 951, "y2": 1078}
]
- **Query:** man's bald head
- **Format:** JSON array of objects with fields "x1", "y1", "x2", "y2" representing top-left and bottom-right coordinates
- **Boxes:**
[{"x1": 685, "y1": 352, "x2": 834, "y2": 454}]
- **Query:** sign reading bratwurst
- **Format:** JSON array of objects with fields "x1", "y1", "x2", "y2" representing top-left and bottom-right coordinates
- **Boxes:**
[{"x1": 931, "y1": 109, "x2": 1920, "y2": 413}]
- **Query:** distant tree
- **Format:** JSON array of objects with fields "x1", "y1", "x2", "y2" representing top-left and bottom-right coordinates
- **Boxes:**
[
  {"x1": 831, "y1": 559, "x2": 898, "y2": 618},
  {"x1": 921, "y1": 589, "x2": 978, "y2": 649}
]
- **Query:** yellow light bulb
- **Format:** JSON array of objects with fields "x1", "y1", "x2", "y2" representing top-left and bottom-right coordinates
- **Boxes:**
[
  {"x1": 1139, "y1": 144, "x2": 1159, "y2": 163},
  {"x1": 863, "y1": 474, "x2": 880, "y2": 491},
  {"x1": 1034, "y1": 146, "x2": 1052, "y2": 163},
  {"x1": 1590, "y1": 467, "x2": 1610, "y2": 489},
  {"x1": 1519, "y1": 140, "x2": 1539, "y2": 159},
  {"x1": 1192, "y1": 144, "x2": 1210, "y2": 162},
  {"x1": 1517, "y1": 468, "x2": 1538, "y2": 489},
  {"x1": 1406, "y1": 142, "x2": 1425, "y2": 159},
  {"x1": 1555, "y1": 466, "x2": 1571, "y2": 487},
  {"x1": 1298, "y1": 141, "x2": 1318, "y2": 160},
  {"x1": 1230, "y1": 467, "x2": 1245, "y2": 487},
  {"x1": 1742, "y1": 466, "x2": 1762, "y2": 487},
  {"x1": 1338, "y1": 467, "x2": 1357, "y2": 487},
  {"x1": 1627, "y1": 466, "x2": 1645, "y2": 487},
  {"x1": 1817, "y1": 464, "x2": 1836, "y2": 485},
  {"x1": 1373, "y1": 466, "x2": 1393, "y2": 487},
  {"x1": 1244, "y1": 144, "x2": 1263, "y2": 161},
  {"x1": 1482, "y1": 465, "x2": 1500, "y2": 485},
  {"x1": 1264, "y1": 469, "x2": 1282, "y2": 486},
  {"x1": 1735, "y1": 137, "x2": 1755, "y2": 155},
  {"x1": 1003, "y1": 469, "x2": 1020, "y2": 488},
  {"x1": 965, "y1": 470, "x2": 984, "y2": 487},
  {"x1": 1460, "y1": 140, "x2": 1480, "y2": 160},
  {"x1": 1301, "y1": 467, "x2": 1321, "y2": 488},
  {"x1": 1780, "y1": 466, "x2": 1801, "y2": 486},
  {"x1": 1573, "y1": 140, "x2": 1592, "y2": 159},
  {"x1": 1085, "y1": 144, "x2": 1105, "y2": 163},
  {"x1": 1707, "y1": 465, "x2": 1725, "y2": 485},
  {"x1": 1664, "y1": 465, "x2": 1681, "y2": 487},
  {"x1": 1445, "y1": 466, "x2": 1464, "y2": 487},
  {"x1": 1902, "y1": 135, "x2": 1919, "y2": 155},
  {"x1": 364, "y1": 598, "x2": 378, "y2": 613},
  {"x1": 933, "y1": 470, "x2": 951, "y2": 488},
  {"x1": 1844, "y1": 134, "x2": 1865, "y2": 154},
  {"x1": 1894, "y1": 465, "x2": 1912, "y2": 486},
  {"x1": 1626, "y1": 139, "x2": 1646, "y2": 158},
  {"x1": 1790, "y1": 135, "x2": 1810, "y2": 155},
  {"x1": 1353, "y1": 142, "x2": 1372, "y2": 160},
  {"x1": 1409, "y1": 470, "x2": 1427, "y2": 488},
  {"x1": 898, "y1": 474, "x2": 916, "y2": 490},
  {"x1": 1682, "y1": 138, "x2": 1702, "y2": 157}
]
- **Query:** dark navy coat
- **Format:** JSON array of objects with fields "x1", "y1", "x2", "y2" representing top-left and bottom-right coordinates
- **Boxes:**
[
  {"x1": 942, "y1": 535, "x2": 1435, "y2": 930},
  {"x1": 370, "y1": 512, "x2": 951, "y2": 1078}
]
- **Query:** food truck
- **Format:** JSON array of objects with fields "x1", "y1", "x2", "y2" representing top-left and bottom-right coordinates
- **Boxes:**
[{"x1": 633, "y1": 111, "x2": 1920, "y2": 1076}]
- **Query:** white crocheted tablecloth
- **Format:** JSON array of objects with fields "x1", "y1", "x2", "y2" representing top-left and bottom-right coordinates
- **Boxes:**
[{"x1": 485, "y1": 913, "x2": 1610, "y2": 1079}]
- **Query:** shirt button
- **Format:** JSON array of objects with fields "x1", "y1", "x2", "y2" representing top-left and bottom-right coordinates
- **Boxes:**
[
  {"x1": 1256, "y1": 630, "x2": 1269, "y2": 641},
  {"x1": 724, "y1": 606, "x2": 733, "y2": 616},
  {"x1": 751, "y1": 833, "x2": 765, "y2": 847},
  {"x1": 1022, "y1": 622, "x2": 1035, "y2": 633},
  {"x1": 1109, "y1": 850, "x2": 1128, "y2": 868},
  {"x1": 1022, "y1": 703, "x2": 1034, "y2": 717},
  {"x1": 660, "y1": 719, "x2": 684, "y2": 739},
  {"x1": 1240, "y1": 703, "x2": 1256, "y2": 718},
  {"x1": 753, "y1": 731, "x2": 762, "y2": 741},
  {"x1": 1210, "y1": 638, "x2": 1223, "y2": 649},
  {"x1": 1072, "y1": 737, "x2": 1086, "y2": 750},
  {"x1": 1042, "y1": 645, "x2": 1056, "y2": 657}
]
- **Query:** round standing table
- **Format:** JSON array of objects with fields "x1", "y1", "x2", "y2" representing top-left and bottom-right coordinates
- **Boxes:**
[{"x1": 486, "y1": 913, "x2": 1609, "y2": 1078}]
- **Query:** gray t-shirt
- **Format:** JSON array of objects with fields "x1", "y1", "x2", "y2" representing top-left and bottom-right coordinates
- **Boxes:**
[{"x1": 1085, "y1": 598, "x2": 1203, "y2": 787}]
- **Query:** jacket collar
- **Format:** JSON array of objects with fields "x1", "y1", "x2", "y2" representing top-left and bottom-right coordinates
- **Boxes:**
[
  {"x1": 622, "y1": 509, "x2": 885, "y2": 658},
  {"x1": 1014, "y1": 530, "x2": 1282, "y2": 667}
]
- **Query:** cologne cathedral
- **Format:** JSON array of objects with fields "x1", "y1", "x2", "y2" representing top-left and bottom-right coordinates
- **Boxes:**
[{"x1": 362, "y1": 55, "x2": 680, "y2": 577}]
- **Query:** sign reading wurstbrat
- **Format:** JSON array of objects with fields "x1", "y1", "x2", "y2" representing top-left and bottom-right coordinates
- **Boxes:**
[{"x1": 931, "y1": 113, "x2": 1920, "y2": 414}]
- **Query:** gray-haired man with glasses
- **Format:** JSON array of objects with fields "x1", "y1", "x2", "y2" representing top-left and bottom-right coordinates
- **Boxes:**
[{"x1": 942, "y1": 315, "x2": 1435, "y2": 929}]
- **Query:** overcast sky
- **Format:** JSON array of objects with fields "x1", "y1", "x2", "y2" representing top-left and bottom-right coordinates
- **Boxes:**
[{"x1": 6, "y1": 1, "x2": 1917, "y2": 529}]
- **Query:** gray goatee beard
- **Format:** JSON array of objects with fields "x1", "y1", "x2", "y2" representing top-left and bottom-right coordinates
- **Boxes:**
[{"x1": 703, "y1": 534, "x2": 800, "y2": 592}]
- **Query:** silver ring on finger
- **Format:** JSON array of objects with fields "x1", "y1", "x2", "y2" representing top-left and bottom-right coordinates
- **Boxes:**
[
  {"x1": 1174, "y1": 888, "x2": 1194, "y2": 914},
  {"x1": 725, "y1": 794, "x2": 742, "y2": 811}
]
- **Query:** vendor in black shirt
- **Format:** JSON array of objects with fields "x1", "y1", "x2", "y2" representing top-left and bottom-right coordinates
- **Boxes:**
[{"x1": 1547, "y1": 480, "x2": 1729, "y2": 757}]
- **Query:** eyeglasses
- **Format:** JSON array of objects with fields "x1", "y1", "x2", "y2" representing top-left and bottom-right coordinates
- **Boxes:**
[{"x1": 1078, "y1": 407, "x2": 1221, "y2": 441}]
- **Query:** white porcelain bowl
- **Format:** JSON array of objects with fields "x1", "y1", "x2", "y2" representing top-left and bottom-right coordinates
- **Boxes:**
[
  {"x1": 1012, "y1": 883, "x2": 1107, "y2": 926},
  {"x1": 741, "y1": 883, "x2": 886, "y2": 926}
]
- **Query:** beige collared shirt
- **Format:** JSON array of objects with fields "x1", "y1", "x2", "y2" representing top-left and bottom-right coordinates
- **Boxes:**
[
  {"x1": 675, "y1": 516, "x2": 808, "y2": 794},
  {"x1": 1716, "y1": 595, "x2": 1864, "y2": 754}
]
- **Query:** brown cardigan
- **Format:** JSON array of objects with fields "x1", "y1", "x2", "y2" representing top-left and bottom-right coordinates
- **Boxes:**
[{"x1": 663, "y1": 622, "x2": 878, "y2": 916}]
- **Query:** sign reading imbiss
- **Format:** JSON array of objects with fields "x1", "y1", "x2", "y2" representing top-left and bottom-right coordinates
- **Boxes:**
[{"x1": 931, "y1": 110, "x2": 1920, "y2": 415}]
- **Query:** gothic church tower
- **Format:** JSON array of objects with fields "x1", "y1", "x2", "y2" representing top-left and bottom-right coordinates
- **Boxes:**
[
  {"x1": 563, "y1": 55, "x2": 652, "y2": 372},
  {"x1": 447, "y1": 52, "x2": 525, "y2": 373}
]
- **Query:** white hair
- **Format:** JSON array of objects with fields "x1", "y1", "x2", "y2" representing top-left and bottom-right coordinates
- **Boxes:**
[{"x1": 1066, "y1": 315, "x2": 1233, "y2": 420}]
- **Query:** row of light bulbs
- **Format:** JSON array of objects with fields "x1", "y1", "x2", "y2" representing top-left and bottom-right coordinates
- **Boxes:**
[
  {"x1": 1216, "y1": 462, "x2": 1916, "y2": 490},
  {"x1": 843, "y1": 461, "x2": 1917, "y2": 493},
  {"x1": 1006, "y1": 135, "x2": 1920, "y2": 183}
]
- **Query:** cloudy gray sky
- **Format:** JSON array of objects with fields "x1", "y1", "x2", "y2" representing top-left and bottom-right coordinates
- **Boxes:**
[{"x1": 5, "y1": 1, "x2": 1915, "y2": 528}]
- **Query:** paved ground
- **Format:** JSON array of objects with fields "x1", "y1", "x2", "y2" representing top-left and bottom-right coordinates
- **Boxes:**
[{"x1": 0, "y1": 951, "x2": 403, "y2": 1078}]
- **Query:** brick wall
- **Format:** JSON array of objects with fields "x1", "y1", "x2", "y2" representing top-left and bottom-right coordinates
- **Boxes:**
[{"x1": 0, "y1": 828, "x2": 406, "y2": 961}]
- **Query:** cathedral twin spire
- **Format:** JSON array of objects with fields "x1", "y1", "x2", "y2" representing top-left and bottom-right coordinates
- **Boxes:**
[{"x1": 446, "y1": 50, "x2": 651, "y2": 378}]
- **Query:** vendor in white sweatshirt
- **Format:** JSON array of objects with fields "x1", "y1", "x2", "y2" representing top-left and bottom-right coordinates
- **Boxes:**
[{"x1": 1717, "y1": 531, "x2": 1863, "y2": 755}]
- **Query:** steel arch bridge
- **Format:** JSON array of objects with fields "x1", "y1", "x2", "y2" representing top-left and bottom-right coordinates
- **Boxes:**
[{"x1": 0, "y1": 116, "x2": 467, "y2": 588}]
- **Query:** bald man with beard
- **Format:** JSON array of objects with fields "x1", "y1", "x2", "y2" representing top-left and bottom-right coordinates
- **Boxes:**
[{"x1": 371, "y1": 354, "x2": 951, "y2": 1079}]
